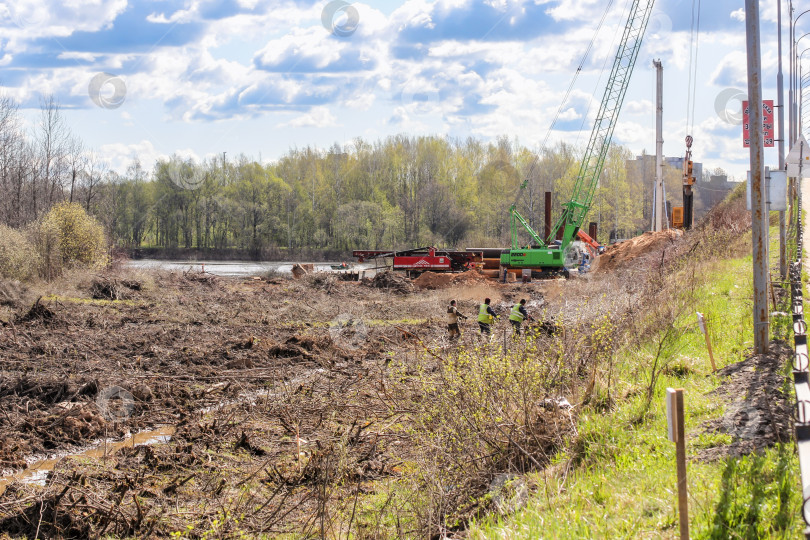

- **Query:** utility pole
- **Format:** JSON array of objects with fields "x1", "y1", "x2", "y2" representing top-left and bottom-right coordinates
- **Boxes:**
[
  {"x1": 790, "y1": 2, "x2": 794, "y2": 146},
  {"x1": 746, "y1": 0, "x2": 770, "y2": 354},
  {"x1": 778, "y1": 0, "x2": 787, "y2": 280},
  {"x1": 654, "y1": 59, "x2": 665, "y2": 232},
  {"x1": 222, "y1": 151, "x2": 227, "y2": 184}
]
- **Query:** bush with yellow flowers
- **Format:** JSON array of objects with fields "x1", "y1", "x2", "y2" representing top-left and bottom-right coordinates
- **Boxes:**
[
  {"x1": 33, "y1": 202, "x2": 108, "y2": 278},
  {"x1": 0, "y1": 224, "x2": 39, "y2": 280}
]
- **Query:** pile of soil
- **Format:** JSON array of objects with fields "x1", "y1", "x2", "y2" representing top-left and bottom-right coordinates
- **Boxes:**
[
  {"x1": 413, "y1": 269, "x2": 492, "y2": 290},
  {"x1": 597, "y1": 229, "x2": 683, "y2": 272},
  {"x1": 15, "y1": 298, "x2": 55, "y2": 324},
  {"x1": 413, "y1": 271, "x2": 455, "y2": 289},
  {"x1": 697, "y1": 340, "x2": 793, "y2": 461},
  {"x1": 362, "y1": 270, "x2": 414, "y2": 294},
  {"x1": 89, "y1": 277, "x2": 141, "y2": 300},
  {"x1": 304, "y1": 272, "x2": 338, "y2": 292}
]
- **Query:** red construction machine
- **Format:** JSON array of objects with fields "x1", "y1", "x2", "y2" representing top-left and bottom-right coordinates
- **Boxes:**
[
  {"x1": 352, "y1": 247, "x2": 482, "y2": 276},
  {"x1": 577, "y1": 230, "x2": 605, "y2": 258}
]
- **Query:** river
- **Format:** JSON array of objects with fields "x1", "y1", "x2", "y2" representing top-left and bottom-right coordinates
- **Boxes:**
[{"x1": 124, "y1": 259, "x2": 374, "y2": 277}]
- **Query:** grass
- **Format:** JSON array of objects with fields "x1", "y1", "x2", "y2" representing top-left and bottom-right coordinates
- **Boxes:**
[
  {"x1": 42, "y1": 293, "x2": 139, "y2": 306},
  {"x1": 468, "y1": 221, "x2": 804, "y2": 539}
]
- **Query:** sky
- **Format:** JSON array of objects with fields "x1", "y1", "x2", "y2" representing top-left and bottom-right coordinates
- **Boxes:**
[{"x1": 0, "y1": 0, "x2": 797, "y2": 180}]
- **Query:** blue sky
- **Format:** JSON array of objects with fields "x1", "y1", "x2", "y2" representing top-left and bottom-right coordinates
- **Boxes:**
[{"x1": 0, "y1": 0, "x2": 794, "y2": 179}]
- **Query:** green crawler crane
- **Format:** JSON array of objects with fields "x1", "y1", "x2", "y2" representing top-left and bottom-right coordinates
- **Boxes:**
[{"x1": 501, "y1": 0, "x2": 656, "y2": 273}]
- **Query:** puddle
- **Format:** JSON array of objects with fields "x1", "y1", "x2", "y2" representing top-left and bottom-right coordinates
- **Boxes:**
[
  {"x1": 0, "y1": 425, "x2": 175, "y2": 496},
  {"x1": 0, "y1": 368, "x2": 325, "y2": 496}
]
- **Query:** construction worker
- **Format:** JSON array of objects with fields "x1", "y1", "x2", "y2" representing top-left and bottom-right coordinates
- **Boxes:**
[
  {"x1": 578, "y1": 252, "x2": 590, "y2": 274},
  {"x1": 509, "y1": 298, "x2": 533, "y2": 335},
  {"x1": 478, "y1": 297, "x2": 497, "y2": 335},
  {"x1": 446, "y1": 300, "x2": 467, "y2": 341}
]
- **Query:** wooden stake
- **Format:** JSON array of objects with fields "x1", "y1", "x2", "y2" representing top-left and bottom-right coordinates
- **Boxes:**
[
  {"x1": 769, "y1": 272, "x2": 777, "y2": 310},
  {"x1": 696, "y1": 312, "x2": 717, "y2": 371},
  {"x1": 704, "y1": 331, "x2": 717, "y2": 372},
  {"x1": 667, "y1": 388, "x2": 689, "y2": 540},
  {"x1": 296, "y1": 426, "x2": 301, "y2": 473}
]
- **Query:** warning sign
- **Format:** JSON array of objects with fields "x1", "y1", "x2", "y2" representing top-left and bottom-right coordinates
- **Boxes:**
[{"x1": 742, "y1": 100, "x2": 774, "y2": 148}]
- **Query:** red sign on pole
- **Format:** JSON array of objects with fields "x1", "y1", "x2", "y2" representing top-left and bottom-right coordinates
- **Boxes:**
[{"x1": 742, "y1": 100, "x2": 775, "y2": 148}]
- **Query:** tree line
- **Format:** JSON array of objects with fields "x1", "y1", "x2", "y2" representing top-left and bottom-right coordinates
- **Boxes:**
[{"x1": 0, "y1": 97, "x2": 702, "y2": 258}]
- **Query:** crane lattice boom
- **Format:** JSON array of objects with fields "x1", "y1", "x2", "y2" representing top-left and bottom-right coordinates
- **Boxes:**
[{"x1": 549, "y1": 0, "x2": 656, "y2": 245}]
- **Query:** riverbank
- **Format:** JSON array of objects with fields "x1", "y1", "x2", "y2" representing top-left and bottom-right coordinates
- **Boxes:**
[
  {"x1": 127, "y1": 246, "x2": 352, "y2": 262},
  {"x1": 122, "y1": 259, "x2": 370, "y2": 278}
]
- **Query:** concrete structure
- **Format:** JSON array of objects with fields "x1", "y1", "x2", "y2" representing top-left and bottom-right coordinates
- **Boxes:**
[{"x1": 626, "y1": 155, "x2": 738, "y2": 224}]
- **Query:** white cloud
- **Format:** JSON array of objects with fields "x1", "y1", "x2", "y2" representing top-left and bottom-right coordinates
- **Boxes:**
[
  {"x1": 0, "y1": 0, "x2": 775, "y2": 181},
  {"x1": 709, "y1": 51, "x2": 748, "y2": 88},
  {"x1": 0, "y1": 0, "x2": 127, "y2": 51},
  {"x1": 624, "y1": 99, "x2": 653, "y2": 116},
  {"x1": 279, "y1": 106, "x2": 338, "y2": 128},
  {"x1": 97, "y1": 140, "x2": 163, "y2": 175}
]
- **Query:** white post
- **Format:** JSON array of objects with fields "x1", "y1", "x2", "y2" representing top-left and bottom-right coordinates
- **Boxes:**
[{"x1": 654, "y1": 59, "x2": 664, "y2": 232}]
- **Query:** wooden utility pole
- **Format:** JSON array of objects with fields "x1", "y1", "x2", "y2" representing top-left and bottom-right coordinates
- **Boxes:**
[{"x1": 745, "y1": 0, "x2": 770, "y2": 354}]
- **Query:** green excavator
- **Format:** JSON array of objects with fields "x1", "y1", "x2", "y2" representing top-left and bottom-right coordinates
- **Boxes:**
[{"x1": 500, "y1": 0, "x2": 656, "y2": 275}]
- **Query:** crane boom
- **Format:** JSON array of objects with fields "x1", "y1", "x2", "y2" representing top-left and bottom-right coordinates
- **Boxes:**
[
  {"x1": 502, "y1": 0, "x2": 656, "y2": 271},
  {"x1": 549, "y1": 0, "x2": 656, "y2": 244}
]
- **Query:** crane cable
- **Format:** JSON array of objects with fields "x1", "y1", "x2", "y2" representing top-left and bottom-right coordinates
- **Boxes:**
[
  {"x1": 520, "y1": 0, "x2": 617, "y2": 188},
  {"x1": 686, "y1": 0, "x2": 702, "y2": 136}
]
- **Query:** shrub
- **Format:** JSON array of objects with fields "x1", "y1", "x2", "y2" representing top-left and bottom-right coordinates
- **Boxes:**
[
  {"x1": 388, "y1": 333, "x2": 582, "y2": 535},
  {"x1": 0, "y1": 224, "x2": 38, "y2": 280},
  {"x1": 34, "y1": 202, "x2": 108, "y2": 278}
]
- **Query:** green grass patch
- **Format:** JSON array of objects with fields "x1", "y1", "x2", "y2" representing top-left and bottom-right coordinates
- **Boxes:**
[{"x1": 469, "y1": 241, "x2": 803, "y2": 539}]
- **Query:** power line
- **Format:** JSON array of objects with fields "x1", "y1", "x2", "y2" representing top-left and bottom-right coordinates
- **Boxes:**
[
  {"x1": 523, "y1": 0, "x2": 618, "y2": 185},
  {"x1": 686, "y1": 0, "x2": 702, "y2": 135}
]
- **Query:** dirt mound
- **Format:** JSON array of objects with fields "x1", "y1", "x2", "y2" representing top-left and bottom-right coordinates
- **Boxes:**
[
  {"x1": 451, "y1": 269, "x2": 492, "y2": 284},
  {"x1": 362, "y1": 270, "x2": 413, "y2": 294},
  {"x1": 597, "y1": 229, "x2": 683, "y2": 272},
  {"x1": 305, "y1": 272, "x2": 338, "y2": 292},
  {"x1": 179, "y1": 271, "x2": 219, "y2": 288},
  {"x1": 413, "y1": 269, "x2": 492, "y2": 290},
  {"x1": 89, "y1": 277, "x2": 142, "y2": 300},
  {"x1": 15, "y1": 298, "x2": 55, "y2": 324},
  {"x1": 413, "y1": 271, "x2": 454, "y2": 289}
]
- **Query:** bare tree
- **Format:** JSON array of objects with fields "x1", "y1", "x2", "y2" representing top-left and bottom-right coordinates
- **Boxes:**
[
  {"x1": 0, "y1": 96, "x2": 24, "y2": 226},
  {"x1": 66, "y1": 136, "x2": 86, "y2": 204},
  {"x1": 80, "y1": 151, "x2": 108, "y2": 212},
  {"x1": 36, "y1": 96, "x2": 70, "y2": 215}
]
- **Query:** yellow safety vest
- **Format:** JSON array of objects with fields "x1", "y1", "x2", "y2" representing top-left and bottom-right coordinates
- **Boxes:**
[
  {"x1": 509, "y1": 304, "x2": 525, "y2": 322},
  {"x1": 478, "y1": 304, "x2": 494, "y2": 324}
]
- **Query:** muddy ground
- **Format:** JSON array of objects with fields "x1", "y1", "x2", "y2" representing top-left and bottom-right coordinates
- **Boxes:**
[
  {"x1": 698, "y1": 340, "x2": 794, "y2": 461},
  {"x1": 0, "y1": 214, "x2": 785, "y2": 538},
  {"x1": 0, "y1": 264, "x2": 607, "y2": 538}
]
